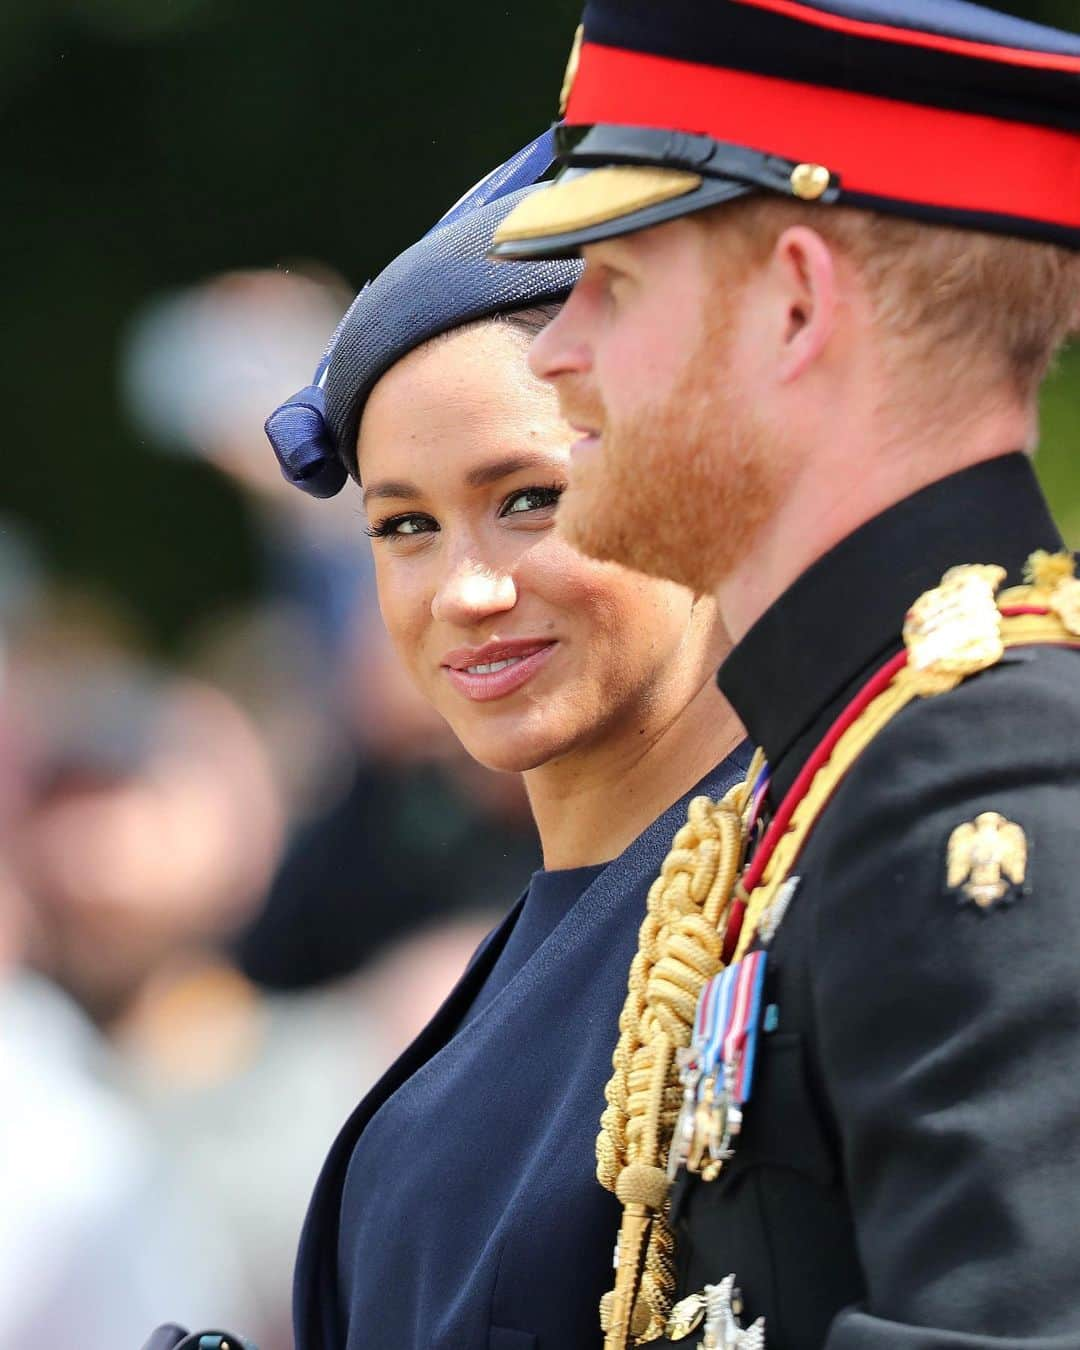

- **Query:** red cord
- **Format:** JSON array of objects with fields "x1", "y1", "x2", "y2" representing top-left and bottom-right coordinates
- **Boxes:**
[{"x1": 721, "y1": 649, "x2": 908, "y2": 960}]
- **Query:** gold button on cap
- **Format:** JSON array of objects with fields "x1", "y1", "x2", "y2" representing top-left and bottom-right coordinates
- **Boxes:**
[{"x1": 790, "y1": 163, "x2": 832, "y2": 200}]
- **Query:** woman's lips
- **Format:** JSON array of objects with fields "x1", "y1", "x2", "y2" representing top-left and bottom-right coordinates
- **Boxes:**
[{"x1": 443, "y1": 642, "x2": 557, "y2": 702}]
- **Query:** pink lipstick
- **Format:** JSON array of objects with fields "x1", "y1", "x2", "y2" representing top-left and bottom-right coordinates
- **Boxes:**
[{"x1": 442, "y1": 638, "x2": 557, "y2": 703}]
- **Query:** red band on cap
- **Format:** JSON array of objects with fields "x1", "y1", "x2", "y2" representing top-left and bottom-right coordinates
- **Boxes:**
[
  {"x1": 566, "y1": 41, "x2": 1080, "y2": 230},
  {"x1": 735, "y1": 0, "x2": 1080, "y2": 74}
]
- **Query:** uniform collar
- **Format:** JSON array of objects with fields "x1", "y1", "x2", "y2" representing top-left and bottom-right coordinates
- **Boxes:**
[{"x1": 717, "y1": 453, "x2": 1063, "y2": 790}]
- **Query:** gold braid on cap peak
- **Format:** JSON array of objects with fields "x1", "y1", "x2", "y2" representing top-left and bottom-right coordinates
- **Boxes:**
[{"x1": 597, "y1": 760, "x2": 762, "y2": 1348}]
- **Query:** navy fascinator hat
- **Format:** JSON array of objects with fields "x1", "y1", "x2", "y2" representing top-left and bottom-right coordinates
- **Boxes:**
[{"x1": 265, "y1": 131, "x2": 583, "y2": 498}]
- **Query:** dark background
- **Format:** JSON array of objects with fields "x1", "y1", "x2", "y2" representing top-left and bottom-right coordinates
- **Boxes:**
[
  {"x1": 3, "y1": 0, "x2": 1078, "y2": 653},
  {"x1": 3, "y1": 0, "x2": 581, "y2": 650}
]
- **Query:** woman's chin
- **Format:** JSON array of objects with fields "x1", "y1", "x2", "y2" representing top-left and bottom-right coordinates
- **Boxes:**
[{"x1": 455, "y1": 729, "x2": 571, "y2": 777}]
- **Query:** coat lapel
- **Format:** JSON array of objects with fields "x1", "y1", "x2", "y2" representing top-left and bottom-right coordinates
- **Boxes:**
[{"x1": 294, "y1": 897, "x2": 523, "y2": 1347}]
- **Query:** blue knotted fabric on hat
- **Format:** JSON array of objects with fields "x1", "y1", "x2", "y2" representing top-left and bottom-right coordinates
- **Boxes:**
[
  {"x1": 265, "y1": 131, "x2": 582, "y2": 498},
  {"x1": 264, "y1": 383, "x2": 346, "y2": 499}
]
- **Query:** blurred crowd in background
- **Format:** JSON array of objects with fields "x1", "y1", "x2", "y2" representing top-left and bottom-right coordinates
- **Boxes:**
[
  {"x1": 0, "y1": 258, "x2": 541, "y2": 1349},
  {"x1": 2, "y1": 0, "x2": 1078, "y2": 1347}
]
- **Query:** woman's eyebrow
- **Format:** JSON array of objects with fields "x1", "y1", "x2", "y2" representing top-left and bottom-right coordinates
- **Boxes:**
[
  {"x1": 362, "y1": 479, "x2": 422, "y2": 505},
  {"x1": 464, "y1": 453, "x2": 554, "y2": 489},
  {"x1": 363, "y1": 454, "x2": 554, "y2": 505}
]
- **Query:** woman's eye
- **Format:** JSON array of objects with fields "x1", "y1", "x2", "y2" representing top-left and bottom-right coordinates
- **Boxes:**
[
  {"x1": 595, "y1": 265, "x2": 628, "y2": 305},
  {"x1": 365, "y1": 513, "x2": 437, "y2": 539},
  {"x1": 500, "y1": 485, "x2": 565, "y2": 517}
]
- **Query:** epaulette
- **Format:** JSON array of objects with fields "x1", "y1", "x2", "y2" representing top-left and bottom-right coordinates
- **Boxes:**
[{"x1": 730, "y1": 552, "x2": 1080, "y2": 961}]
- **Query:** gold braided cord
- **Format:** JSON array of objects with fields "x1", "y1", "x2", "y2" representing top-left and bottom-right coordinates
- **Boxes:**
[
  {"x1": 991, "y1": 612, "x2": 1080, "y2": 646},
  {"x1": 598, "y1": 755, "x2": 764, "y2": 1349}
]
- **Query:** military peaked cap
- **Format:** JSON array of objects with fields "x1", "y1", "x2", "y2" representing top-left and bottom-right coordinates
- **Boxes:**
[{"x1": 492, "y1": 0, "x2": 1080, "y2": 259}]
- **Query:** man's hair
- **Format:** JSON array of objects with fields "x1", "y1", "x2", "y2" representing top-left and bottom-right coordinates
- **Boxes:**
[{"x1": 708, "y1": 197, "x2": 1080, "y2": 402}]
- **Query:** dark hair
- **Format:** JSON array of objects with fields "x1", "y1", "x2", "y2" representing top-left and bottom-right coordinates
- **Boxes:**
[
  {"x1": 443, "y1": 301, "x2": 562, "y2": 348},
  {"x1": 429, "y1": 300, "x2": 563, "y2": 355},
  {"x1": 502, "y1": 302, "x2": 563, "y2": 338}
]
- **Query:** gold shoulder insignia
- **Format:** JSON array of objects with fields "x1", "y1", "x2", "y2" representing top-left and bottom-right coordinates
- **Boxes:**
[
  {"x1": 559, "y1": 24, "x2": 584, "y2": 116},
  {"x1": 946, "y1": 811, "x2": 1028, "y2": 909},
  {"x1": 1025, "y1": 550, "x2": 1080, "y2": 636},
  {"x1": 902, "y1": 563, "x2": 1006, "y2": 696}
]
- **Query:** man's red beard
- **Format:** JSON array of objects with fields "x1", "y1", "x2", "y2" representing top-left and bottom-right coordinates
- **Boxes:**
[{"x1": 556, "y1": 319, "x2": 783, "y2": 596}]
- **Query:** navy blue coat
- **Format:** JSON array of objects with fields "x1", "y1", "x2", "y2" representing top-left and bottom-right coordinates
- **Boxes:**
[{"x1": 293, "y1": 746, "x2": 752, "y2": 1350}]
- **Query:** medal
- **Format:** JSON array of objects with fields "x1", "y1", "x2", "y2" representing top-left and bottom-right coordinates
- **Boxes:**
[
  {"x1": 665, "y1": 1292, "x2": 706, "y2": 1341},
  {"x1": 685, "y1": 952, "x2": 768, "y2": 1179},
  {"x1": 666, "y1": 1276, "x2": 766, "y2": 1346},
  {"x1": 669, "y1": 1045, "x2": 702, "y2": 1179},
  {"x1": 686, "y1": 1073, "x2": 722, "y2": 1175},
  {"x1": 670, "y1": 960, "x2": 729, "y2": 1176},
  {"x1": 702, "y1": 1275, "x2": 766, "y2": 1349}
]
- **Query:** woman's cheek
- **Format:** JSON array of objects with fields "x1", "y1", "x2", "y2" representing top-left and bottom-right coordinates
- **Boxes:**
[
  {"x1": 374, "y1": 560, "x2": 431, "y2": 685},
  {"x1": 519, "y1": 535, "x2": 617, "y2": 622}
]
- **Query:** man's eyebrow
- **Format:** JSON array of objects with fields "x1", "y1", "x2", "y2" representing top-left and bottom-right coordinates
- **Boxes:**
[{"x1": 361, "y1": 479, "x2": 422, "y2": 505}]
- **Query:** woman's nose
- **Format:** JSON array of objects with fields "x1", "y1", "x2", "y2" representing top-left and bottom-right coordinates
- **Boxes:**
[{"x1": 431, "y1": 555, "x2": 517, "y2": 627}]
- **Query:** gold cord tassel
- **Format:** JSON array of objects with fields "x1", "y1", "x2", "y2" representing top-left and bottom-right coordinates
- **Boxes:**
[{"x1": 598, "y1": 761, "x2": 761, "y2": 1348}]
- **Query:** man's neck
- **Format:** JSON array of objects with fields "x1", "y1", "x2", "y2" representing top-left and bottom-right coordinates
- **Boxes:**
[{"x1": 717, "y1": 410, "x2": 1034, "y2": 644}]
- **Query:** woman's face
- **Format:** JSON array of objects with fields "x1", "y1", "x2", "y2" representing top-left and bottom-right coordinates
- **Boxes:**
[{"x1": 357, "y1": 320, "x2": 724, "y2": 774}]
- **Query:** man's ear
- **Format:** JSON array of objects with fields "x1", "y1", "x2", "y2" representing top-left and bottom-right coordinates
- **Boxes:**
[{"x1": 771, "y1": 225, "x2": 838, "y2": 384}]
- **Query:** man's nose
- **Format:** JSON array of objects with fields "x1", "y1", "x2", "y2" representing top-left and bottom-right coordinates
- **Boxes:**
[
  {"x1": 431, "y1": 554, "x2": 517, "y2": 627},
  {"x1": 528, "y1": 287, "x2": 593, "y2": 384}
]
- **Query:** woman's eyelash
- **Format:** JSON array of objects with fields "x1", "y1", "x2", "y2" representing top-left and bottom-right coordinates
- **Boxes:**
[
  {"x1": 364, "y1": 513, "x2": 432, "y2": 539},
  {"x1": 365, "y1": 483, "x2": 566, "y2": 539},
  {"x1": 500, "y1": 482, "x2": 567, "y2": 514}
]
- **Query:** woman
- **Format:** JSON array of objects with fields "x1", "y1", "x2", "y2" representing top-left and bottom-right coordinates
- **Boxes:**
[{"x1": 265, "y1": 134, "x2": 749, "y2": 1350}]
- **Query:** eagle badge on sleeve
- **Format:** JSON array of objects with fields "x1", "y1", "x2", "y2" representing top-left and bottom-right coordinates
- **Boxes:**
[{"x1": 946, "y1": 812, "x2": 1028, "y2": 909}]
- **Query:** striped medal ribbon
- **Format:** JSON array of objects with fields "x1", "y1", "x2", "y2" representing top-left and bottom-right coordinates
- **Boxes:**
[
  {"x1": 686, "y1": 951, "x2": 768, "y2": 1180},
  {"x1": 669, "y1": 1008, "x2": 707, "y2": 1178}
]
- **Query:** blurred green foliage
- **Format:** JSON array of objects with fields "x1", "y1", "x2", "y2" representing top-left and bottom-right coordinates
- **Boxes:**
[
  {"x1": 4, "y1": 0, "x2": 581, "y2": 649},
  {"x1": 2, "y1": 0, "x2": 1078, "y2": 650}
]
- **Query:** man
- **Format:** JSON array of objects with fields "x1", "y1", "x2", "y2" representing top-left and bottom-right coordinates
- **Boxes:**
[{"x1": 491, "y1": 2, "x2": 1080, "y2": 1347}]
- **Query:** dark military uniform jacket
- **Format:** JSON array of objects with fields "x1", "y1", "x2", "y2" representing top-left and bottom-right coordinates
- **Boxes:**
[{"x1": 662, "y1": 454, "x2": 1080, "y2": 1349}]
